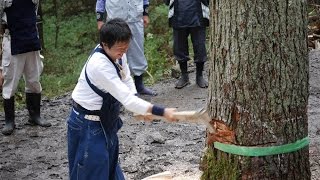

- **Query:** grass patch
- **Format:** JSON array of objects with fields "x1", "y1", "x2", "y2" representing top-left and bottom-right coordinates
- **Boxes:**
[
  {"x1": 144, "y1": 4, "x2": 173, "y2": 84},
  {"x1": 41, "y1": 12, "x2": 98, "y2": 98}
]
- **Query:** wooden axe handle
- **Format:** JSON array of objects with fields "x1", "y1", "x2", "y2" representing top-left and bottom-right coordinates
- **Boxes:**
[
  {"x1": 133, "y1": 110, "x2": 215, "y2": 133},
  {"x1": 134, "y1": 111, "x2": 204, "y2": 122}
]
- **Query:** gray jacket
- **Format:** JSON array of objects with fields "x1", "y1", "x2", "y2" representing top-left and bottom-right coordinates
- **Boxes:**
[{"x1": 97, "y1": 0, "x2": 145, "y2": 23}]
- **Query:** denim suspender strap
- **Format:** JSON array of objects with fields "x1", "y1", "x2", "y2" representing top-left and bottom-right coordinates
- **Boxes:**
[
  {"x1": 84, "y1": 47, "x2": 121, "y2": 96},
  {"x1": 84, "y1": 47, "x2": 123, "y2": 133}
]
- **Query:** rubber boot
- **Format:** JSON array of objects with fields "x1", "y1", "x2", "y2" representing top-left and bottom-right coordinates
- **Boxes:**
[
  {"x1": 196, "y1": 62, "x2": 208, "y2": 88},
  {"x1": 2, "y1": 97, "x2": 15, "y2": 135},
  {"x1": 175, "y1": 61, "x2": 190, "y2": 89},
  {"x1": 26, "y1": 93, "x2": 51, "y2": 127},
  {"x1": 134, "y1": 75, "x2": 158, "y2": 96}
]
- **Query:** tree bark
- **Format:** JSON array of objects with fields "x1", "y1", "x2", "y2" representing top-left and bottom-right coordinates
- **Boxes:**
[{"x1": 207, "y1": 0, "x2": 310, "y2": 179}]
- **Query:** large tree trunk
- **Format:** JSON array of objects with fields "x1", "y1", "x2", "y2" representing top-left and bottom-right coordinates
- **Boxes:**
[{"x1": 206, "y1": 0, "x2": 310, "y2": 179}]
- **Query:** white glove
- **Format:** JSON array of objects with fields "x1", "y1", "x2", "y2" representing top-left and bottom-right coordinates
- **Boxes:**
[
  {"x1": 3, "y1": 0, "x2": 13, "y2": 8},
  {"x1": 32, "y1": 0, "x2": 39, "y2": 5},
  {"x1": 0, "y1": 0, "x2": 12, "y2": 18}
]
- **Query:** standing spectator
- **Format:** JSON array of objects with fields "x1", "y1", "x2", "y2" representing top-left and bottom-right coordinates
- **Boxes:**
[
  {"x1": 0, "y1": 0, "x2": 51, "y2": 136},
  {"x1": 96, "y1": 0, "x2": 157, "y2": 96},
  {"x1": 68, "y1": 18, "x2": 176, "y2": 179},
  {"x1": 165, "y1": 0, "x2": 210, "y2": 89},
  {"x1": 0, "y1": 16, "x2": 4, "y2": 91}
]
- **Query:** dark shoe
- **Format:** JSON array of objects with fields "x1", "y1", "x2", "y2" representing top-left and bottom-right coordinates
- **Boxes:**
[
  {"x1": 175, "y1": 74, "x2": 190, "y2": 89},
  {"x1": 175, "y1": 61, "x2": 190, "y2": 89},
  {"x1": 26, "y1": 93, "x2": 51, "y2": 127},
  {"x1": 196, "y1": 75, "x2": 208, "y2": 88},
  {"x1": 138, "y1": 87, "x2": 158, "y2": 96},
  {"x1": 195, "y1": 62, "x2": 208, "y2": 88},
  {"x1": 28, "y1": 117, "x2": 51, "y2": 127},
  {"x1": 2, "y1": 97, "x2": 15, "y2": 136},
  {"x1": 2, "y1": 121, "x2": 15, "y2": 135},
  {"x1": 134, "y1": 75, "x2": 158, "y2": 96}
]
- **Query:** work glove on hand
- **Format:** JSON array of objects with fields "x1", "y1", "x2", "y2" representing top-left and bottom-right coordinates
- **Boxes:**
[
  {"x1": 3, "y1": 0, "x2": 13, "y2": 8},
  {"x1": 0, "y1": 0, "x2": 12, "y2": 17},
  {"x1": 32, "y1": 0, "x2": 39, "y2": 5},
  {"x1": 0, "y1": 0, "x2": 12, "y2": 10},
  {"x1": 32, "y1": 0, "x2": 39, "y2": 15}
]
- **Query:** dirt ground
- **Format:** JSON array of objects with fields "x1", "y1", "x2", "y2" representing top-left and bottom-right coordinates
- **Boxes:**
[{"x1": 0, "y1": 50, "x2": 319, "y2": 180}]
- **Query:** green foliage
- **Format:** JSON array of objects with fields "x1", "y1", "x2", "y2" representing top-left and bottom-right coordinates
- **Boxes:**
[
  {"x1": 41, "y1": 12, "x2": 97, "y2": 98},
  {"x1": 144, "y1": 33, "x2": 172, "y2": 84},
  {"x1": 42, "y1": 0, "x2": 95, "y2": 17},
  {"x1": 0, "y1": 2, "x2": 173, "y2": 109},
  {"x1": 150, "y1": 0, "x2": 167, "y2": 6},
  {"x1": 201, "y1": 148, "x2": 239, "y2": 180},
  {"x1": 144, "y1": 4, "x2": 173, "y2": 84},
  {"x1": 40, "y1": 2, "x2": 173, "y2": 95},
  {"x1": 147, "y1": 4, "x2": 171, "y2": 35}
]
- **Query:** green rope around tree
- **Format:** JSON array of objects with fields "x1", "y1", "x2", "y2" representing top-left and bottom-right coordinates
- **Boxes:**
[{"x1": 214, "y1": 137, "x2": 309, "y2": 157}]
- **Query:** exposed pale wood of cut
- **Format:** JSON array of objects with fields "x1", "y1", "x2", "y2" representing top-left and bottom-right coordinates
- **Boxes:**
[{"x1": 141, "y1": 171, "x2": 173, "y2": 180}]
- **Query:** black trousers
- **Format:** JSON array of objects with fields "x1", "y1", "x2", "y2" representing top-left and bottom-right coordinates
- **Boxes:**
[{"x1": 173, "y1": 26, "x2": 207, "y2": 63}]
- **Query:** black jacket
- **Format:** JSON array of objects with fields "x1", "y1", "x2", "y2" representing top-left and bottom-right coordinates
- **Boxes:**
[
  {"x1": 5, "y1": 0, "x2": 41, "y2": 55},
  {"x1": 165, "y1": 0, "x2": 209, "y2": 28}
]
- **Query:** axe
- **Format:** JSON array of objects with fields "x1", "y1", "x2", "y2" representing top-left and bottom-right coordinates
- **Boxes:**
[{"x1": 134, "y1": 108, "x2": 215, "y2": 133}]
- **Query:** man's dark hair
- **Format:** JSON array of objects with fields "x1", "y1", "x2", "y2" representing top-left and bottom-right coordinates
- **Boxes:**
[{"x1": 99, "y1": 18, "x2": 132, "y2": 49}]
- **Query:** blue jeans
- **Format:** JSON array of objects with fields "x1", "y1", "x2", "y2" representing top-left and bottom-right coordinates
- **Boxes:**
[{"x1": 67, "y1": 108, "x2": 125, "y2": 180}]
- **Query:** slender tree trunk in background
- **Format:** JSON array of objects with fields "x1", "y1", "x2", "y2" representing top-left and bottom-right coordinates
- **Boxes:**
[
  {"x1": 53, "y1": 0, "x2": 59, "y2": 48},
  {"x1": 37, "y1": 1, "x2": 44, "y2": 49},
  {"x1": 206, "y1": 0, "x2": 310, "y2": 179}
]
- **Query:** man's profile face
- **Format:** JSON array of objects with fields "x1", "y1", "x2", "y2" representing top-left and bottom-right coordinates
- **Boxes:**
[{"x1": 103, "y1": 41, "x2": 129, "y2": 61}]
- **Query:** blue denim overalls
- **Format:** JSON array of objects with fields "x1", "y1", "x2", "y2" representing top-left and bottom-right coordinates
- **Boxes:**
[{"x1": 67, "y1": 47, "x2": 125, "y2": 180}]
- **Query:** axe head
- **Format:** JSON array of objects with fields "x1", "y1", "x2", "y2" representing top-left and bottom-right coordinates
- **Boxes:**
[
  {"x1": 193, "y1": 108, "x2": 215, "y2": 133},
  {"x1": 171, "y1": 108, "x2": 214, "y2": 133}
]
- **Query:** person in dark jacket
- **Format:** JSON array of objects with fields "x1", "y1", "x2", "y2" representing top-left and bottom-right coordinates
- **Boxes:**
[
  {"x1": 0, "y1": 0, "x2": 51, "y2": 136},
  {"x1": 165, "y1": 0, "x2": 210, "y2": 89}
]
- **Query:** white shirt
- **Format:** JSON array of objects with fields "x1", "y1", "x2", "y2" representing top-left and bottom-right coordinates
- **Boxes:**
[{"x1": 72, "y1": 45, "x2": 151, "y2": 115}]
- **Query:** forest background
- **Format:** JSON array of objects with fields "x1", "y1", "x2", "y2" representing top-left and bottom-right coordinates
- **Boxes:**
[
  {"x1": 0, "y1": 1, "x2": 320, "y2": 179},
  {"x1": 3, "y1": 0, "x2": 320, "y2": 107},
  {"x1": 4, "y1": 0, "x2": 172, "y2": 107}
]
